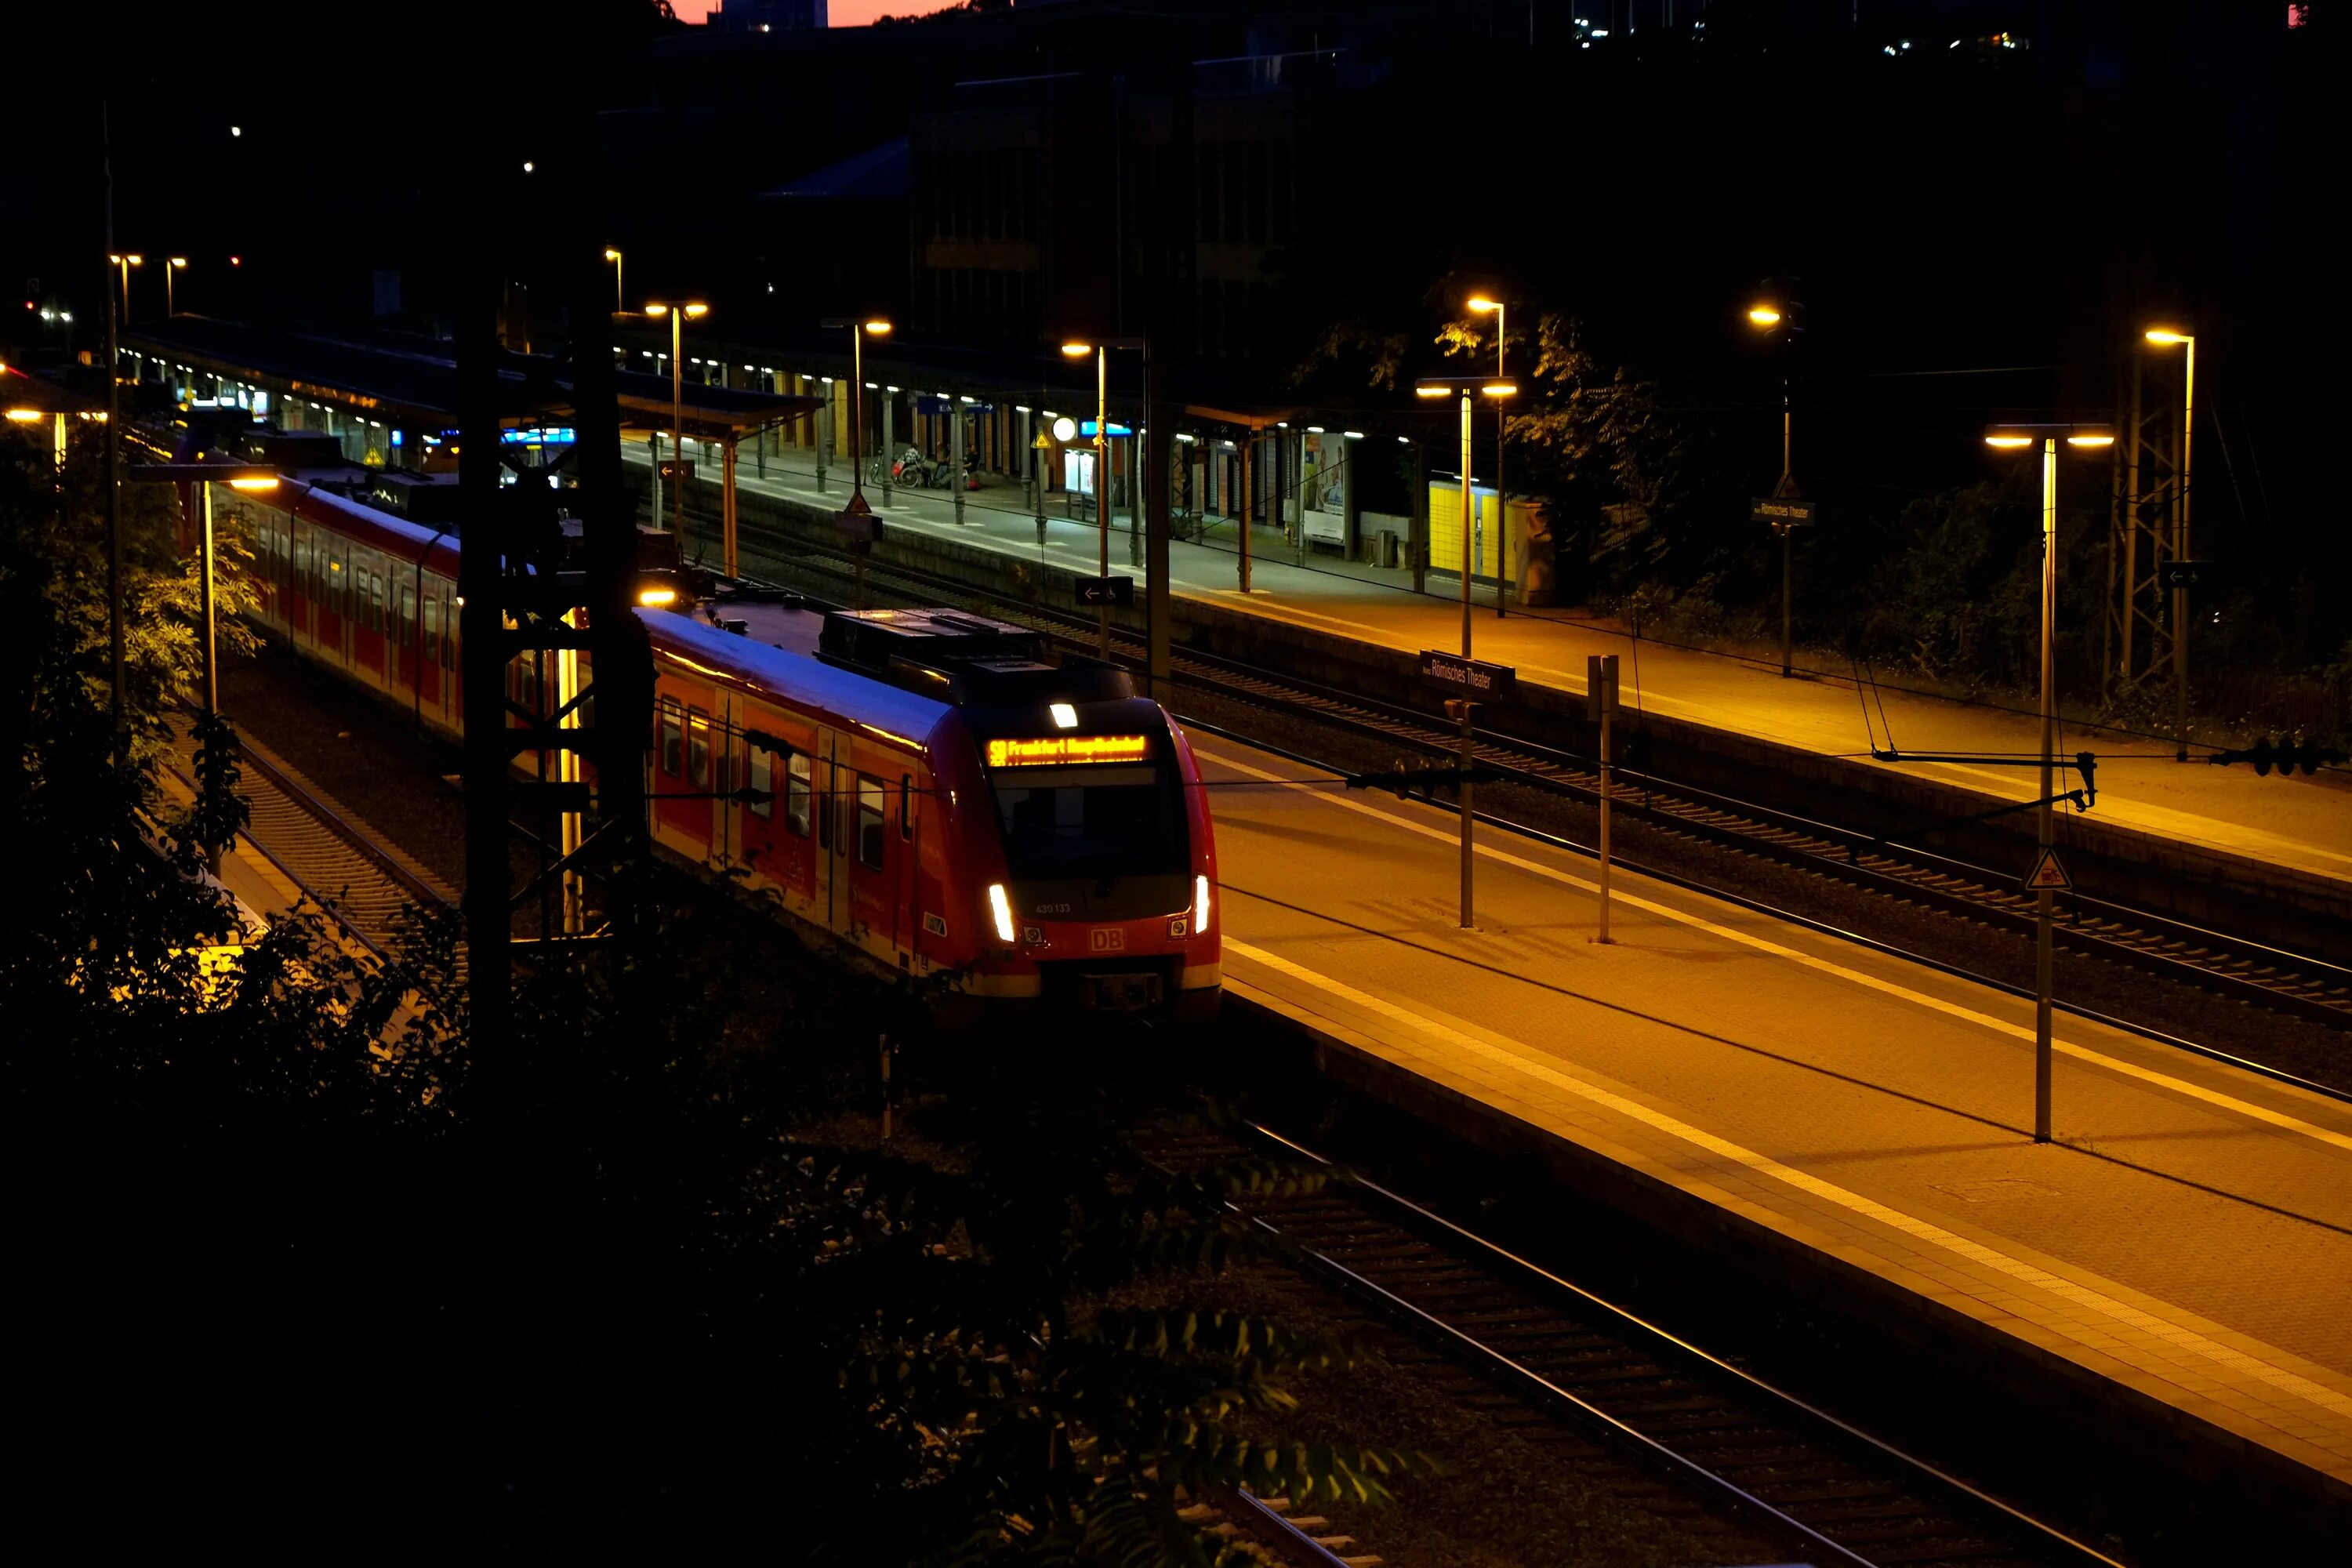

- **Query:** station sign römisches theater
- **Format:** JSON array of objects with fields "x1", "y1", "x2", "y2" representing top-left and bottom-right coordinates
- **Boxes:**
[{"x1": 1421, "y1": 649, "x2": 1515, "y2": 698}]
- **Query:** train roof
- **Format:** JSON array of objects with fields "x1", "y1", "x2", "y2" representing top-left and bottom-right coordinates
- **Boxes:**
[
  {"x1": 278, "y1": 481, "x2": 465, "y2": 576},
  {"x1": 818, "y1": 605, "x2": 1132, "y2": 707},
  {"x1": 644, "y1": 608, "x2": 953, "y2": 753}
]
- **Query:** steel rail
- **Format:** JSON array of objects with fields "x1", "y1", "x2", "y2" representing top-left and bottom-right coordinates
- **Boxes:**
[
  {"x1": 1179, "y1": 713, "x2": 2352, "y2": 1105},
  {"x1": 1152, "y1": 633, "x2": 2352, "y2": 1023},
  {"x1": 162, "y1": 760, "x2": 390, "y2": 962},
  {"x1": 1139, "y1": 1119, "x2": 2125, "y2": 1568},
  {"x1": 709, "y1": 505, "x2": 2352, "y2": 1035},
  {"x1": 232, "y1": 740, "x2": 456, "y2": 912},
  {"x1": 1240, "y1": 1120, "x2": 2128, "y2": 1568}
]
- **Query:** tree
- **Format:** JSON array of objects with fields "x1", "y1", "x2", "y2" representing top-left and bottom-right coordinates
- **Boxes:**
[{"x1": 3, "y1": 424, "x2": 1426, "y2": 1561}]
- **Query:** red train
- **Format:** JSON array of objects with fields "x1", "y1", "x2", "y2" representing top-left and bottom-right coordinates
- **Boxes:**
[{"x1": 218, "y1": 480, "x2": 1221, "y2": 1016}]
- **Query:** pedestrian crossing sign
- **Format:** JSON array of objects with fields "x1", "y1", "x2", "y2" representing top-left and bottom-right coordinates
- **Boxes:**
[{"x1": 2024, "y1": 849, "x2": 2071, "y2": 891}]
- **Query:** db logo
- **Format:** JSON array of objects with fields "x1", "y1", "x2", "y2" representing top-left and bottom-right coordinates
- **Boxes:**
[{"x1": 1089, "y1": 928, "x2": 1126, "y2": 953}]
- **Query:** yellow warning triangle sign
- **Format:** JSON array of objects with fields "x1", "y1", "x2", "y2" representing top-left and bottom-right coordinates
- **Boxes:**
[{"x1": 2023, "y1": 848, "x2": 2071, "y2": 891}]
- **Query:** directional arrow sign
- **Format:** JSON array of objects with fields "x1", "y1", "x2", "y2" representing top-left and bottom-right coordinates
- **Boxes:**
[
  {"x1": 2023, "y1": 848, "x2": 2072, "y2": 891},
  {"x1": 2158, "y1": 561, "x2": 2209, "y2": 590},
  {"x1": 1075, "y1": 574, "x2": 1134, "y2": 606}
]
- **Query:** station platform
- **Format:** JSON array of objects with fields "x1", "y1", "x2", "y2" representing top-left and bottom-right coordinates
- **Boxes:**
[
  {"x1": 1188, "y1": 729, "x2": 2352, "y2": 1508},
  {"x1": 652, "y1": 442, "x2": 2352, "y2": 889}
]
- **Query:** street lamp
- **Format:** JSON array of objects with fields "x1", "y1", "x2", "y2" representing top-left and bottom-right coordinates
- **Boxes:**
[
  {"x1": 2144, "y1": 328, "x2": 2196, "y2": 762},
  {"x1": 644, "y1": 300, "x2": 707, "y2": 537},
  {"x1": 1983, "y1": 420, "x2": 2114, "y2": 1144},
  {"x1": 1467, "y1": 295, "x2": 1511, "y2": 617},
  {"x1": 166, "y1": 256, "x2": 187, "y2": 317},
  {"x1": 109, "y1": 253, "x2": 143, "y2": 324},
  {"x1": 1062, "y1": 336, "x2": 1146, "y2": 657},
  {"x1": 1417, "y1": 373, "x2": 1517, "y2": 929},
  {"x1": 125, "y1": 462, "x2": 279, "y2": 718},
  {"x1": 821, "y1": 317, "x2": 891, "y2": 509},
  {"x1": 1748, "y1": 284, "x2": 1804, "y2": 677},
  {"x1": 603, "y1": 249, "x2": 623, "y2": 316}
]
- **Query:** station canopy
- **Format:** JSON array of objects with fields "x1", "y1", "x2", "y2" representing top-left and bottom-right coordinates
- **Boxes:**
[
  {"x1": 613, "y1": 370, "x2": 822, "y2": 446},
  {"x1": 119, "y1": 315, "x2": 820, "y2": 442}
]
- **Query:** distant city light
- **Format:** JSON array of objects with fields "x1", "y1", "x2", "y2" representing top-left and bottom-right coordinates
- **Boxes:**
[{"x1": 230, "y1": 125, "x2": 241, "y2": 137}]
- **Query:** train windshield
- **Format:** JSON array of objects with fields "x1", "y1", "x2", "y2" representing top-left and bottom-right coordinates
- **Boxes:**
[{"x1": 984, "y1": 759, "x2": 1189, "y2": 880}]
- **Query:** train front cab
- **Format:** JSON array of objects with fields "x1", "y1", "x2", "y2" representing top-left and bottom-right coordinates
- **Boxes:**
[{"x1": 942, "y1": 701, "x2": 1221, "y2": 1021}]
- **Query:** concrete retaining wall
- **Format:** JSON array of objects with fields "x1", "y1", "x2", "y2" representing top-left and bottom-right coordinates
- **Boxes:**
[{"x1": 643, "y1": 467, "x2": 2352, "y2": 966}]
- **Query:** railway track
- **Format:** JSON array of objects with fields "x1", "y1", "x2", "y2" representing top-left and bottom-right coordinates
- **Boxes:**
[
  {"x1": 1139, "y1": 1116, "x2": 2126, "y2": 1568},
  {"x1": 167, "y1": 721, "x2": 458, "y2": 967},
  {"x1": 707, "y1": 507, "x2": 2352, "y2": 1044}
]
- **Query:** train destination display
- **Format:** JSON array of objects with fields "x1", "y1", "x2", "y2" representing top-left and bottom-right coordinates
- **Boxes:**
[{"x1": 985, "y1": 735, "x2": 1153, "y2": 768}]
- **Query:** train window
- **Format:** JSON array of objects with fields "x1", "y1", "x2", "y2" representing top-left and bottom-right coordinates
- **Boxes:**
[
  {"x1": 786, "y1": 752, "x2": 811, "y2": 837},
  {"x1": 688, "y1": 710, "x2": 711, "y2": 790},
  {"x1": 985, "y1": 757, "x2": 1186, "y2": 880},
  {"x1": 659, "y1": 702, "x2": 683, "y2": 777},
  {"x1": 422, "y1": 599, "x2": 439, "y2": 661},
  {"x1": 442, "y1": 598, "x2": 457, "y2": 666},
  {"x1": 900, "y1": 774, "x2": 914, "y2": 841},
  {"x1": 516, "y1": 656, "x2": 539, "y2": 716},
  {"x1": 857, "y1": 775, "x2": 887, "y2": 870},
  {"x1": 749, "y1": 748, "x2": 772, "y2": 819},
  {"x1": 372, "y1": 576, "x2": 387, "y2": 636}
]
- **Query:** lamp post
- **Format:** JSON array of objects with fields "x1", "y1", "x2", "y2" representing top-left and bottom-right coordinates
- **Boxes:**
[
  {"x1": 604, "y1": 249, "x2": 623, "y2": 317},
  {"x1": 125, "y1": 463, "x2": 279, "y2": 717},
  {"x1": 1984, "y1": 421, "x2": 2114, "y2": 1144},
  {"x1": 2144, "y1": 328, "x2": 2196, "y2": 761},
  {"x1": 644, "y1": 300, "x2": 707, "y2": 536},
  {"x1": 165, "y1": 256, "x2": 187, "y2": 317},
  {"x1": 1062, "y1": 337, "x2": 1145, "y2": 658},
  {"x1": 1417, "y1": 373, "x2": 1518, "y2": 929},
  {"x1": 110, "y1": 253, "x2": 143, "y2": 325},
  {"x1": 1748, "y1": 290, "x2": 1802, "y2": 677},
  {"x1": 821, "y1": 317, "x2": 892, "y2": 507},
  {"x1": 1468, "y1": 295, "x2": 1510, "y2": 616}
]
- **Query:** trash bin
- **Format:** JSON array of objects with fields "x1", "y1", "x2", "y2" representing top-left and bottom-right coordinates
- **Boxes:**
[{"x1": 1378, "y1": 530, "x2": 1402, "y2": 569}]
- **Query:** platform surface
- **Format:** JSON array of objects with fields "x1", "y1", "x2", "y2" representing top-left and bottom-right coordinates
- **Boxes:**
[
  {"x1": 1185, "y1": 731, "x2": 2352, "y2": 1491},
  {"x1": 664, "y1": 442, "x2": 2352, "y2": 885}
]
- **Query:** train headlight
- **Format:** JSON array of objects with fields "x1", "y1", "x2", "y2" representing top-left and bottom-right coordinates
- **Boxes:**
[
  {"x1": 986, "y1": 883, "x2": 1017, "y2": 945},
  {"x1": 1194, "y1": 874, "x2": 1212, "y2": 934}
]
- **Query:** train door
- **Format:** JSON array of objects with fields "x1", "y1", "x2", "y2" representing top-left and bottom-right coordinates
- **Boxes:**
[
  {"x1": 844, "y1": 766, "x2": 902, "y2": 951},
  {"x1": 323, "y1": 540, "x2": 348, "y2": 666},
  {"x1": 714, "y1": 695, "x2": 737, "y2": 866},
  {"x1": 652, "y1": 696, "x2": 717, "y2": 857},
  {"x1": 856, "y1": 767, "x2": 919, "y2": 960},
  {"x1": 419, "y1": 594, "x2": 440, "y2": 713},
  {"x1": 394, "y1": 583, "x2": 416, "y2": 696},
  {"x1": 290, "y1": 527, "x2": 314, "y2": 648},
  {"x1": 814, "y1": 731, "x2": 857, "y2": 942}
]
